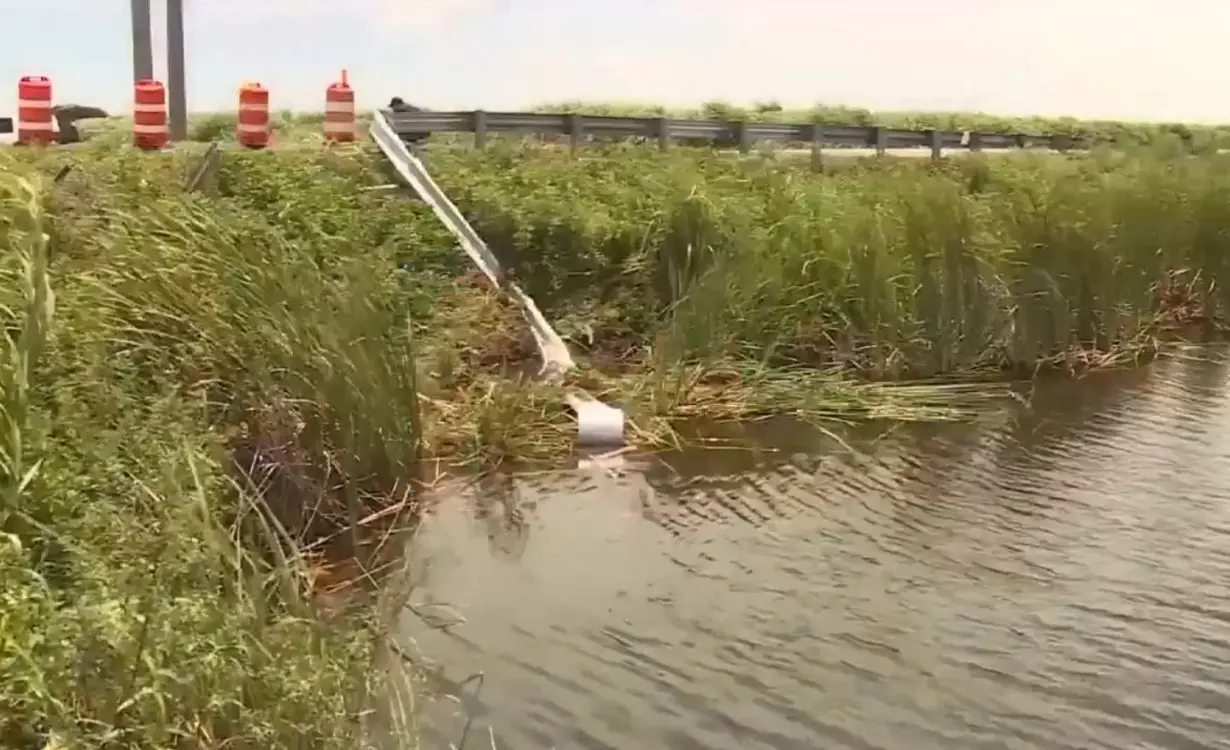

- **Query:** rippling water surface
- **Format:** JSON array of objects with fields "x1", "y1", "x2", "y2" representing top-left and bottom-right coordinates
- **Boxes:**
[{"x1": 401, "y1": 347, "x2": 1230, "y2": 750}]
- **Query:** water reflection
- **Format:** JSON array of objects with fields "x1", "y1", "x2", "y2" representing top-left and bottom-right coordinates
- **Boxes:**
[{"x1": 403, "y1": 346, "x2": 1230, "y2": 750}]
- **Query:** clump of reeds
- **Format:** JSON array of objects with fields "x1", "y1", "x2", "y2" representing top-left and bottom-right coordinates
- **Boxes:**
[
  {"x1": 21, "y1": 134, "x2": 1198, "y2": 485},
  {"x1": 425, "y1": 142, "x2": 1230, "y2": 381},
  {"x1": 4, "y1": 135, "x2": 990, "y2": 750},
  {"x1": 0, "y1": 150, "x2": 423, "y2": 748}
]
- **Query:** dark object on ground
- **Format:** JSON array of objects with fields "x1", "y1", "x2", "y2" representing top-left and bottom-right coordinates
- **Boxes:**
[
  {"x1": 53, "y1": 104, "x2": 109, "y2": 144},
  {"x1": 4, "y1": 104, "x2": 107, "y2": 145},
  {"x1": 387, "y1": 97, "x2": 429, "y2": 144}
]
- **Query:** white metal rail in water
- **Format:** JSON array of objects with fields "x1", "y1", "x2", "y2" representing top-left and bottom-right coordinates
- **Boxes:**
[{"x1": 369, "y1": 110, "x2": 624, "y2": 446}]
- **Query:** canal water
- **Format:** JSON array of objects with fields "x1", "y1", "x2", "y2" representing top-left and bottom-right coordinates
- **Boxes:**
[{"x1": 400, "y1": 345, "x2": 1230, "y2": 750}]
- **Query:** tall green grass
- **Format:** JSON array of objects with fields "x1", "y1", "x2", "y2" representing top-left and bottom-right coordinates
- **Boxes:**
[
  {"x1": 0, "y1": 148, "x2": 424, "y2": 748},
  {"x1": 2, "y1": 137, "x2": 1044, "y2": 747},
  {"x1": 427, "y1": 143, "x2": 1230, "y2": 378}
]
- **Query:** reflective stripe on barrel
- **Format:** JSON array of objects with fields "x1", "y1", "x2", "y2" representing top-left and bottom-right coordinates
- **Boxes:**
[
  {"x1": 323, "y1": 70, "x2": 355, "y2": 142},
  {"x1": 236, "y1": 81, "x2": 270, "y2": 149},
  {"x1": 133, "y1": 79, "x2": 168, "y2": 150},
  {"x1": 17, "y1": 76, "x2": 54, "y2": 145}
]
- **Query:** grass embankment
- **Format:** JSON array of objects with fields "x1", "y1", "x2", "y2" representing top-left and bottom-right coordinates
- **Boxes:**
[
  {"x1": 0, "y1": 145, "x2": 424, "y2": 748},
  {"x1": 3, "y1": 136, "x2": 1227, "y2": 745},
  {"x1": 0, "y1": 139, "x2": 977, "y2": 748}
]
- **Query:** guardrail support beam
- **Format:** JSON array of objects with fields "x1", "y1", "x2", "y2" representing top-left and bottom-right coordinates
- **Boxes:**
[
  {"x1": 872, "y1": 126, "x2": 887, "y2": 155},
  {"x1": 810, "y1": 123, "x2": 824, "y2": 171},
  {"x1": 473, "y1": 110, "x2": 488, "y2": 148},
  {"x1": 928, "y1": 129, "x2": 943, "y2": 160},
  {"x1": 568, "y1": 113, "x2": 583, "y2": 153},
  {"x1": 734, "y1": 121, "x2": 750, "y2": 153}
]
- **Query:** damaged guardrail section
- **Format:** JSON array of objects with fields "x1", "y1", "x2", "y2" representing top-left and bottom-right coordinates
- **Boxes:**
[{"x1": 368, "y1": 109, "x2": 625, "y2": 447}]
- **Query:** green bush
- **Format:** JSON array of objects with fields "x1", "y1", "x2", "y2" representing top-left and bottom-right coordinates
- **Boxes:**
[
  {"x1": 0, "y1": 147, "x2": 421, "y2": 749},
  {"x1": 426, "y1": 142, "x2": 1230, "y2": 377}
]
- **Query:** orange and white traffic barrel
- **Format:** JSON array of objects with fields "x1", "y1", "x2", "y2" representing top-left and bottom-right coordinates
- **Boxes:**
[
  {"x1": 236, "y1": 81, "x2": 270, "y2": 149},
  {"x1": 323, "y1": 70, "x2": 356, "y2": 143},
  {"x1": 132, "y1": 79, "x2": 169, "y2": 150},
  {"x1": 16, "y1": 76, "x2": 54, "y2": 145}
]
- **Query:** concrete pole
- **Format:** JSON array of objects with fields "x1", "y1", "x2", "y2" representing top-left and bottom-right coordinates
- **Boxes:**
[
  {"x1": 166, "y1": 0, "x2": 188, "y2": 141},
  {"x1": 130, "y1": 0, "x2": 154, "y2": 82}
]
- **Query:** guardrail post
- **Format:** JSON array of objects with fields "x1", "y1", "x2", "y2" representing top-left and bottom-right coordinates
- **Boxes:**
[
  {"x1": 810, "y1": 123, "x2": 823, "y2": 171},
  {"x1": 656, "y1": 116, "x2": 670, "y2": 150},
  {"x1": 733, "y1": 121, "x2": 751, "y2": 153},
  {"x1": 927, "y1": 129, "x2": 943, "y2": 161},
  {"x1": 473, "y1": 110, "x2": 488, "y2": 149},
  {"x1": 967, "y1": 131, "x2": 983, "y2": 153},
  {"x1": 871, "y1": 126, "x2": 887, "y2": 155},
  {"x1": 185, "y1": 142, "x2": 221, "y2": 193},
  {"x1": 568, "y1": 113, "x2": 584, "y2": 153}
]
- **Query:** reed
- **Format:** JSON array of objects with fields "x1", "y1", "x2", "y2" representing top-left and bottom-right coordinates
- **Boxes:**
[
  {"x1": 0, "y1": 150, "x2": 421, "y2": 748},
  {"x1": 13, "y1": 124, "x2": 1216, "y2": 745},
  {"x1": 424, "y1": 142, "x2": 1230, "y2": 380},
  {"x1": 13, "y1": 136, "x2": 1201, "y2": 478}
]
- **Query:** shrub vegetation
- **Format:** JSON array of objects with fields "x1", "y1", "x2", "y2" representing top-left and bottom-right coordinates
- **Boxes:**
[
  {"x1": 425, "y1": 142, "x2": 1229, "y2": 379},
  {"x1": 3, "y1": 115, "x2": 1228, "y2": 746}
]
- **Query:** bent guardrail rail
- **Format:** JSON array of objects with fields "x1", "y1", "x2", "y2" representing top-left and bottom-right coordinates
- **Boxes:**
[
  {"x1": 382, "y1": 109, "x2": 1087, "y2": 154},
  {"x1": 1, "y1": 106, "x2": 109, "y2": 144},
  {"x1": 52, "y1": 104, "x2": 110, "y2": 144},
  {"x1": 370, "y1": 109, "x2": 627, "y2": 447},
  {"x1": 370, "y1": 108, "x2": 576, "y2": 378}
]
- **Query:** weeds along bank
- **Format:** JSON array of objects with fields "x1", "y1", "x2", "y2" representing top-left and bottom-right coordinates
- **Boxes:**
[
  {"x1": 425, "y1": 142, "x2": 1230, "y2": 378},
  {"x1": 0, "y1": 142, "x2": 944, "y2": 748},
  {"x1": 6, "y1": 140, "x2": 1227, "y2": 463},
  {"x1": 4, "y1": 132, "x2": 1227, "y2": 745},
  {"x1": 0, "y1": 147, "x2": 429, "y2": 748}
]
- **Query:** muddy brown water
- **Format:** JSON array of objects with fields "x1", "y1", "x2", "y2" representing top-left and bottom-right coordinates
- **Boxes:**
[{"x1": 399, "y1": 345, "x2": 1230, "y2": 750}]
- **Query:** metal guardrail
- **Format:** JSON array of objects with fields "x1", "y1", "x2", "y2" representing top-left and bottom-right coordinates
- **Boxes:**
[
  {"x1": 381, "y1": 110, "x2": 1086, "y2": 154},
  {"x1": 369, "y1": 110, "x2": 575, "y2": 377},
  {"x1": 370, "y1": 110, "x2": 628, "y2": 445}
]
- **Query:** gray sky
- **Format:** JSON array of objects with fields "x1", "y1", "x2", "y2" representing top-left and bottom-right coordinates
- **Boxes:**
[{"x1": 2, "y1": 0, "x2": 1228, "y2": 121}]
